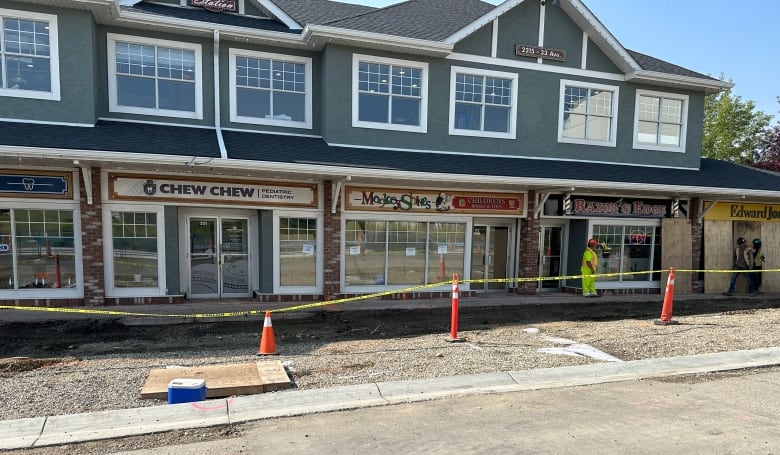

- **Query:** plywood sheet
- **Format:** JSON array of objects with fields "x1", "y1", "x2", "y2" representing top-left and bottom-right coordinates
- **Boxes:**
[
  {"x1": 140, "y1": 361, "x2": 291, "y2": 400},
  {"x1": 704, "y1": 220, "x2": 734, "y2": 293},
  {"x1": 760, "y1": 223, "x2": 780, "y2": 293},
  {"x1": 661, "y1": 218, "x2": 692, "y2": 295}
]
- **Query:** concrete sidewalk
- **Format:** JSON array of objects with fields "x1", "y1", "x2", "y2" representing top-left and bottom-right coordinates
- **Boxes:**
[{"x1": 3, "y1": 346, "x2": 780, "y2": 450}]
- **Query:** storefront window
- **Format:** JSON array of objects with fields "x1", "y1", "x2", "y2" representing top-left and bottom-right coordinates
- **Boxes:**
[
  {"x1": 111, "y1": 211, "x2": 158, "y2": 288},
  {"x1": 345, "y1": 219, "x2": 466, "y2": 286},
  {"x1": 5, "y1": 209, "x2": 76, "y2": 289},
  {"x1": 279, "y1": 217, "x2": 317, "y2": 287},
  {"x1": 592, "y1": 224, "x2": 661, "y2": 282}
]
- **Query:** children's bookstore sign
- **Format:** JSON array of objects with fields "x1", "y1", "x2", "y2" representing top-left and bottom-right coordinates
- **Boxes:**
[
  {"x1": 109, "y1": 173, "x2": 317, "y2": 208},
  {"x1": 345, "y1": 186, "x2": 525, "y2": 215}
]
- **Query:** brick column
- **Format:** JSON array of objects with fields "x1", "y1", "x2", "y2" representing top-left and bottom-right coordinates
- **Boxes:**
[
  {"x1": 322, "y1": 180, "x2": 342, "y2": 299},
  {"x1": 517, "y1": 191, "x2": 540, "y2": 295},
  {"x1": 80, "y1": 167, "x2": 105, "y2": 306}
]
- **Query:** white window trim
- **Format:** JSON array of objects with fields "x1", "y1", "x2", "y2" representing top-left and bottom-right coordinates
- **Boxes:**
[
  {"x1": 102, "y1": 204, "x2": 167, "y2": 298},
  {"x1": 351, "y1": 53, "x2": 428, "y2": 133},
  {"x1": 272, "y1": 210, "x2": 323, "y2": 294},
  {"x1": 632, "y1": 89, "x2": 688, "y2": 153},
  {"x1": 107, "y1": 33, "x2": 203, "y2": 119},
  {"x1": 557, "y1": 79, "x2": 619, "y2": 147},
  {"x1": 228, "y1": 48, "x2": 312, "y2": 129},
  {"x1": 448, "y1": 66, "x2": 518, "y2": 139},
  {"x1": 0, "y1": 9, "x2": 60, "y2": 101}
]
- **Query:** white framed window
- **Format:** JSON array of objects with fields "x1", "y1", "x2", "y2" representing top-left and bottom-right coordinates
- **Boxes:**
[
  {"x1": 229, "y1": 49, "x2": 312, "y2": 129},
  {"x1": 102, "y1": 204, "x2": 167, "y2": 297},
  {"x1": 633, "y1": 90, "x2": 688, "y2": 152},
  {"x1": 558, "y1": 79, "x2": 618, "y2": 147},
  {"x1": 352, "y1": 54, "x2": 428, "y2": 133},
  {"x1": 0, "y1": 9, "x2": 60, "y2": 101},
  {"x1": 107, "y1": 33, "x2": 202, "y2": 119},
  {"x1": 449, "y1": 66, "x2": 517, "y2": 139},
  {"x1": 273, "y1": 211, "x2": 322, "y2": 294}
]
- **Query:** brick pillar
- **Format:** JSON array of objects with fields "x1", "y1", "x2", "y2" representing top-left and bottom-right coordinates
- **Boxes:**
[
  {"x1": 322, "y1": 180, "x2": 342, "y2": 299},
  {"x1": 517, "y1": 191, "x2": 540, "y2": 295},
  {"x1": 80, "y1": 167, "x2": 105, "y2": 306}
]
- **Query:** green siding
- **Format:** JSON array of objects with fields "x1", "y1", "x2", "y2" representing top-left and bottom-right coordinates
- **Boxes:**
[
  {"x1": 586, "y1": 37, "x2": 620, "y2": 73},
  {"x1": 541, "y1": 5, "x2": 584, "y2": 70},
  {"x1": 164, "y1": 206, "x2": 180, "y2": 295},
  {"x1": 453, "y1": 22, "x2": 493, "y2": 56},
  {"x1": 496, "y1": 0, "x2": 540, "y2": 61},
  {"x1": 258, "y1": 210, "x2": 274, "y2": 294}
]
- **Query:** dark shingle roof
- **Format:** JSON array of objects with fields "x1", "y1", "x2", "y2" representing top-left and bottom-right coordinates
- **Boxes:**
[
  {"x1": 271, "y1": 0, "x2": 378, "y2": 26},
  {"x1": 627, "y1": 49, "x2": 717, "y2": 81},
  {"x1": 1, "y1": 121, "x2": 778, "y2": 193},
  {"x1": 0, "y1": 121, "x2": 221, "y2": 158},
  {"x1": 321, "y1": 0, "x2": 495, "y2": 41},
  {"x1": 122, "y1": 2, "x2": 299, "y2": 34}
]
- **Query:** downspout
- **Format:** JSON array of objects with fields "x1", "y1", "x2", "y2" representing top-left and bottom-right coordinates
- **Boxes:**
[{"x1": 214, "y1": 30, "x2": 227, "y2": 159}]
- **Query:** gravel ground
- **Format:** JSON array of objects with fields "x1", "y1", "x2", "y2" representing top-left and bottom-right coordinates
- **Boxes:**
[{"x1": 2, "y1": 303, "x2": 779, "y2": 423}]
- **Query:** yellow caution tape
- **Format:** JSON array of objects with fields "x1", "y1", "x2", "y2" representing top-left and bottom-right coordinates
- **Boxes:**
[{"x1": 1, "y1": 268, "x2": 777, "y2": 319}]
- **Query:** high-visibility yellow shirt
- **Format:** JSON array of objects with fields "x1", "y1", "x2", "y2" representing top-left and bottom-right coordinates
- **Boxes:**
[{"x1": 582, "y1": 248, "x2": 598, "y2": 268}]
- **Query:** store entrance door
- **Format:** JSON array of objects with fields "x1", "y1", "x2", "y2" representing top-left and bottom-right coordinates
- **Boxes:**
[
  {"x1": 187, "y1": 216, "x2": 251, "y2": 298},
  {"x1": 539, "y1": 225, "x2": 563, "y2": 292},
  {"x1": 470, "y1": 225, "x2": 510, "y2": 291}
]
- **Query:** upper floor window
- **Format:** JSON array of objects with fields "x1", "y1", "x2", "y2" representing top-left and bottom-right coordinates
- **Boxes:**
[
  {"x1": 449, "y1": 66, "x2": 517, "y2": 139},
  {"x1": 352, "y1": 54, "x2": 428, "y2": 133},
  {"x1": 0, "y1": 9, "x2": 60, "y2": 100},
  {"x1": 229, "y1": 49, "x2": 311, "y2": 129},
  {"x1": 107, "y1": 34, "x2": 202, "y2": 119},
  {"x1": 558, "y1": 80, "x2": 618, "y2": 147},
  {"x1": 633, "y1": 90, "x2": 688, "y2": 152}
]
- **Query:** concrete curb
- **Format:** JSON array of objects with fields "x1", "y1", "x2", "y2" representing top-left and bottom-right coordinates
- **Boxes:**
[{"x1": 2, "y1": 346, "x2": 779, "y2": 450}]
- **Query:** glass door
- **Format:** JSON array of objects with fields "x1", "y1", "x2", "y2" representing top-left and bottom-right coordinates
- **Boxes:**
[
  {"x1": 470, "y1": 225, "x2": 509, "y2": 291},
  {"x1": 540, "y1": 225, "x2": 563, "y2": 291},
  {"x1": 188, "y1": 217, "x2": 250, "y2": 298}
]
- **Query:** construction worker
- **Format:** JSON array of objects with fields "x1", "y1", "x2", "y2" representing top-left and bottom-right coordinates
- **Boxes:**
[
  {"x1": 581, "y1": 238, "x2": 599, "y2": 297},
  {"x1": 751, "y1": 238, "x2": 764, "y2": 292},
  {"x1": 723, "y1": 237, "x2": 756, "y2": 297}
]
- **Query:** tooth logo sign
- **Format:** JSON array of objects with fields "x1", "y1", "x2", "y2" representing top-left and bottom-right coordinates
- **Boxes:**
[{"x1": 22, "y1": 178, "x2": 35, "y2": 190}]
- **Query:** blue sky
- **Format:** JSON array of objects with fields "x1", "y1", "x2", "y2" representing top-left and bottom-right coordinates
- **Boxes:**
[{"x1": 338, "y1": 0, "x2": 779, "y2": 123}]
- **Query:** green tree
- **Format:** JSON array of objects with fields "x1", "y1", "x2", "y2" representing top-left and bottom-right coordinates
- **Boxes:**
[{"x1": 702, "y1": 86, "x2": 771, "y2": 164}]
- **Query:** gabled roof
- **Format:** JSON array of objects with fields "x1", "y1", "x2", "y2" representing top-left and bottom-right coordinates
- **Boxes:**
[
  {"x1": 320, "y1": 0, "x2": 495, "y2": 41},
  {"x1": 271, "y1": 0, "x2": 377, "y2": 26},
  {"x1": 627, "y1": 50, "x2": 714, "y2": 81}
]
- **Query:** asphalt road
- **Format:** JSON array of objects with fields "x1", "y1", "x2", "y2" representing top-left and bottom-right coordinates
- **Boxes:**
[{"x1": 107, "y1": 367, "x2": 780, "y2": 455}]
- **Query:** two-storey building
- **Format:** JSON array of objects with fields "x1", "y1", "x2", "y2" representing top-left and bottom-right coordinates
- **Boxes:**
[{"x1": 1, "y1": 0, "x2": 779, "y2": 306}]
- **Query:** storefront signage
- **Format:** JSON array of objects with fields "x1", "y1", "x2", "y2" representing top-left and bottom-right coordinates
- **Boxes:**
[
  {"x1": 190, "y1": 0, "x2": 236, "y2": 13},
  {"x1": 515, "y1": 44, "x2": 566, "y2": 61},
  {"x1": 553, "y1": 195, "x2": 676, "y2": 218},
  {"x1": 345, "y1": 186, "x2": 525, "y2": 216},
  {"x1": 108, "y1": 173, "x2": 317, "y2": 208},
  {"x1": 703, "y1": 201, "x2": 780, "y2": 221},
  {"x1": 0, "y1": 171, "x2": 72, "y2": 199}
]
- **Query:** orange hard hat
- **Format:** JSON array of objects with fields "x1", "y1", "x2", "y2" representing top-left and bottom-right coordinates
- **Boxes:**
[{"x1": 587, "y1": 238, "x2": 598, "y2": 247}]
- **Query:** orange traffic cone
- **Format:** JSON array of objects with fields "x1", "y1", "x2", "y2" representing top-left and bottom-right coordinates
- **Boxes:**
[
  {"x1": 654, "y1": 267, "x2": 679, "y2": 325},
  {"x1": 257, "y1": 311, "x2": 277, "y2": 355}
]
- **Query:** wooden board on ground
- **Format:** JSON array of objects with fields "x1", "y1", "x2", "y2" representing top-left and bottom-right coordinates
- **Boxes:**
[{"x1": 140, "y1": 361, "x2": 291, "y2": 400}]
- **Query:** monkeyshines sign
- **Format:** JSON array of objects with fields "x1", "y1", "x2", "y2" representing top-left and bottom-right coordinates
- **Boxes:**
[{"x1": 345, "y1": 186, "x2": 526, "y2": 216}]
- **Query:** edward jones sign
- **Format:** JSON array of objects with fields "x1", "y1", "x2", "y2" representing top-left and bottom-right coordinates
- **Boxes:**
[{"x1": 108, "y1": 173, "x2": 317, "y2": 208}]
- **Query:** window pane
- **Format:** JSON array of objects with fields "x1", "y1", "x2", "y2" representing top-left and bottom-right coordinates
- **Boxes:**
[
  {"x1": 484, "y1": 105, "x2": 510, "y2": 133},
  {"x1": 358, "y1": 62, "x2": 389, "y2": 94},
  {"x1": 661, "y1": 98, "x2": 682, "y2": 123},
  {"x1": 345, "y1": 220, "x2": 387, "y2": 285},
  {"x1": 391, "y1": 96, "x2": 420, "y2": 125},
  {"x1": 587, "y1": 116, "x2": 611, "y2": 141},
  {"x1": 15, "y1": 209, "x2": 75, "y2": 289},
  {"x1": 456, "y1": 74, "x2": 483, "y2": 103},
  {"x1": 564, "y1": 87, "x2": 588, "y2": 113},
  {"x1": 639, "y1": 95, "x2": 660, "y2": 121},
  {"x1": 637, "y1": 121, "x2": 658, "y2": 144},
  {"x1": 454, "y1": 103, "x2": 481, "y2": 130},
  {"x1": 236, "y1": 87, "x2": 270, "y2": 118},
  {"x1": 273, "y1": 91, "x2": 305, "y2": 122},
  {"x1": 589, "y1": 90, "x2": 612, "y2": 116},
  {"x1": 386, "y1": 221, "x2": 426, "y2": 285},
  {"x1": 112, "y1": 211, "x2": 158, "y2": 288},
  {"x1": 358, "y1": 93, "x2": 389, "y2": 123},
  {"x1": 117, "y1": 75, "x2": 156, "y2": 108},
  {"x1": 484, "y1": 77, "x2": 511, "y2": 106},
  {"x1": 427, "y1": 222, "x2": 465, "y2": 283},
  {"x1": 391, "y1": 66, "x2": 421, "y2": 97},
  {"x1": 562, "y1": 113, "x2": 586, "y2": 139},
  {"x1": 280, "y1": 218, "x2": 316, "y2": 287},
  {"x1": 4, "y1": 55, "x2": 51, "y2": 91},
  {"x1": 659, "y1": 123, "x2": 681, "y2": 146},
  {"x1": 0, "y1": 210, "x2": 11, "y2": 289},
  {"x1": 158, "y1": 79, "x2": 196, "y2": 112}
]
